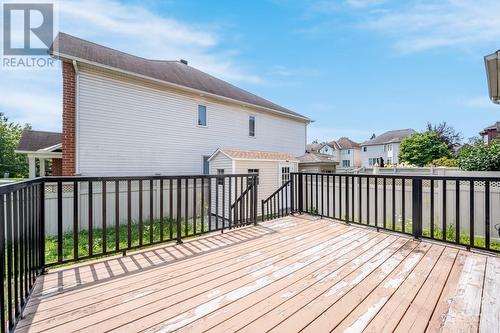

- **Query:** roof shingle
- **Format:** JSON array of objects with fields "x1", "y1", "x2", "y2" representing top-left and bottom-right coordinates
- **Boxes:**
[
  {"x1": 219, "y1": 148, "x2": 299, "y2": 161},
  {"x1": 50, "y1": 33, "x2": 309, "y2": 122},
  {"x1": 361, "y1": 129, "x2": 416, "y2": 146},
  {"x1": 17, "y1": 130, "x2": 61, "y2": 152}
]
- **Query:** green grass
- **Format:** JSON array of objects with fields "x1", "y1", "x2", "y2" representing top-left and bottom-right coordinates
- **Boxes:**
[{"x1": 44, "y1": 217, "x2": 205, "y2": 264}]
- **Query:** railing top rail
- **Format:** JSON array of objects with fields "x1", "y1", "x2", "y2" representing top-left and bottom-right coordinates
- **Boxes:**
[
  {"x1": 42, "y1": 173, "x2": 257, "y2": 182},
  {"x1": 291, "y1": 172, "x2": 500, "y2": 182},
  {"x1": 263, "y1": 180, "x2": 291, "y2": 204},
  {"x1": 0, "y1": 177, "x2": 44, "y2": 195}
]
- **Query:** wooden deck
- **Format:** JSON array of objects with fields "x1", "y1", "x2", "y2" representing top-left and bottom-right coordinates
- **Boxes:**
[{"x1": 17, "y1": 215, "x2": 500, "y2": 333}]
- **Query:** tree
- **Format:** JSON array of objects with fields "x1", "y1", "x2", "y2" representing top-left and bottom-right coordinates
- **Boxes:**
[
  {"x1": 428, "y1": 156, "x2": 458, "y2": 167},
  {"x1": 457, "y1": 138, "x2": 500, "y2": 171},
  {"x1": 0, "y1": 112, "x2": 31, "y2": 178},
  {"x1": 399, "y1": 132, "x2": 450, "y2": 166},
  {"x1": 426, "y1": 122, "x2": 462, "y2": 151}
]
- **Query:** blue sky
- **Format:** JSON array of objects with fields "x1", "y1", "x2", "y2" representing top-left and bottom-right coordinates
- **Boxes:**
[{"x1": 1, "y1": 0, "x2": 499, "y2": 143}]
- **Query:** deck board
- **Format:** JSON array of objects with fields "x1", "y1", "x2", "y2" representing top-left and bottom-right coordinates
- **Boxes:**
[{"x1": 16, "y1": 215, "x2": 500, "y2": 333}]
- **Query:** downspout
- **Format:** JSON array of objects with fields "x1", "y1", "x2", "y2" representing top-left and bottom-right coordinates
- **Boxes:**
[{"x1": 72, "y1": 60, "x2": 79, "y2": 175}]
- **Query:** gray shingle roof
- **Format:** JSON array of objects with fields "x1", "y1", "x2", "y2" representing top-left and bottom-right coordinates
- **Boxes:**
[
  {"x1": 306, "y1": 143, "x2": 325, "y2": 152},
  {"x1": 50, "y1": 32, "x2": 309, "y2": 122},
  {"x1": 334, "y1": 137, "x2": 360, "y2": 149},
  {"x1": 361, "y1": 129, "x2": 416, "y2": 146},
  {"x1": 17, "y1": 130, "x2": 61, "y2": 152}
]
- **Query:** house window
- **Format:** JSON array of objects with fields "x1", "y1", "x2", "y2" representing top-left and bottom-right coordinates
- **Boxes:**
[
  {"x1": 347, "y1": 149, "x2": 350, "y2": 155},
  {"x1": 249, "y1": 115, "x2": 255, "y2": 137},
  {"x1": 198, "y1": 105, "x2": 207, "y2": 126},
  {"x1": 384, "y1": 144, "x2": 393, "y2": 152},
  {"x1": 202, "y1": 156, "x2": 210, "y2": 175},
  {"x1": 217, "y1": 169, "x2": 224, "y2": 185},
  {"x1": 248, "y1": 169, "x2": 259, "y2": 185},
  {"x1": 386, "y1": 157, "x2": 392, "y2": 165},
  {"x1": 342, "y1": 160, "x2": 350, "y2": 167},
  {"x1": 369, "y1": 158, "x2": 380, "y2": 166},
  {"x1": 281, "y1": 167, "x2": 290, "y2": 185},
  {"x1": 363, "y1": 147, "x2": 367, "y2": 152}
]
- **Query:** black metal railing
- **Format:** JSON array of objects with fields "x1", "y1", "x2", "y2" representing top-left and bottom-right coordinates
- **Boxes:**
[
  {"x1": 262, "y1": 180, "x2": 291, "y2": 221},
  {"x1": 0, "y1": 173, "x2": 257, "y2": 332},
  {"x1": 0, "y1": 179, "x2": 44, "y2": 333},
  {"x1": 288, "y1": 172, "x2": 500, "y2": 254},
  {"x1": 231, "y1": 178, "x2": 258, "y2": 227}
]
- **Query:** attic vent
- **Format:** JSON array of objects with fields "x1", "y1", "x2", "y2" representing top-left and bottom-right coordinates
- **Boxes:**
[{"x1": 180, "y1": 59, "x2": 188, "y2": 65}]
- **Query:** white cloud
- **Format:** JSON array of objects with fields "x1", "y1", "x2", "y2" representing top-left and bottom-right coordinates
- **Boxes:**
[
  {"x1": 307, "y1": 125, "x2": 375, "y2": 143},
  {"x1": 460, "y1": 95, "x2": 498, "y2": 109},
  {"x1": 346, "y1": 0, "x2": 386, "y2": 8},
  {"x1": 0, "y1": 0, "x2": 262, "y2": 131},
  {"x1": 361, "y1": 0, "x2": 500, "y2": 53}
]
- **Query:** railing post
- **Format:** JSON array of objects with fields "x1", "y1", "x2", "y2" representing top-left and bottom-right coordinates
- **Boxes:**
[
  {"x1": 298, "y1": 173, "x2": 304, "y2": 214},
  {"x1": 412, "y1": 178, "x2": 422, "y2": 240},
  {"x1": 39, "y1": 181, "x2": 46, "y2": 273},
  {"x1": 253, "y1": 176, "x2": 258, "y2": 225},
  {"x1": 176, "y1": 178, "x2": 182, "y2": 244}
]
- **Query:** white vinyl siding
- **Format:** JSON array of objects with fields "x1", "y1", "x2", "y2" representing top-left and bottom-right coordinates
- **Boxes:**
[{"x1": 75, "y1": 65, "x2": 307, "y2": 176}]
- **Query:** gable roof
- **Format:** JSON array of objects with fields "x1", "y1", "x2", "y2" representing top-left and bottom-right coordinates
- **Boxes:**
[
  {"x1": 361, "y1": 129, "x2": 416, "y2": 146},
  {"x1": 332, "y1": 137, "x2": 360, "y2": 149},
  {"x1": 297, "y1": 152, "x2": 338, "y2": 165},
  {"x1": 306, "y1": 143, "x2": 325, "y2": 152},
  {"x1": 50, "y1": 32, "x2": 310, "y2": 123},
  {"x1": 16, "y1": 130, "x2": 61, "y2": 152},
  {"x1": 480, "y1": 121, "x2": 500, "y2": 135},
  {"x1": 210, "y1": 148, "x2": 299, "y2": 162}
]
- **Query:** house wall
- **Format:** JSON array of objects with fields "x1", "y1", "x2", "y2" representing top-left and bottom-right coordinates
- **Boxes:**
[
  {"x1": 361, "y1": 143, "x2": 401, "y2": 167},
  {"x1": 62, "y1": 62, "x2": 76, "y2": 175},
  {"x1": 74, "y1": 64, "x2": 307, "y2": 176},
  {"x1": 235, "y1": 159, "x2": 298, "y2": 216},
  {"x1": 339, "y1": 148, "x2": 361, "y2": 167}
]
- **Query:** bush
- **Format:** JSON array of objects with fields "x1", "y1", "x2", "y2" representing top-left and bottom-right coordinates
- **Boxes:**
[
  {"x1": 457, "y1": 139, "x2": 500, "y2": 171},
  {"x1": 400, "y1": 132, "x2": 450, "y2": 167},
  {"x1": 427, "y1": 156, "x2": 458, "y2": 167}
]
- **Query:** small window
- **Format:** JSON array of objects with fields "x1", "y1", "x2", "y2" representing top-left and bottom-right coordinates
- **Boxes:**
[
  {"x1": 198, "y1": 105, "x2": 207, "y2": 126},
  {"x1": 347, "y1": 149, "x2": 350, "y2": 155},
  {"x1": 248, "y1": 169, "x2": 259, "y2": 185},
  {"x1": 363, "y1": 147, "x2": 367, "y2": 152},
  {"x1": 202, "y1": 156, "x2": 210, "y2": 175},
  {"x1": 387, "y1": 157, "x2": 392, "y2": 165},
  {"x1": 249, "y1": 115, "x2": 255, "y2": 137},
  {"x1": 342, "y1": 160, "x2": 350, "y2": 167},
  {"x1": 281, "y1": 167, "x2": 290, "y2": 185}
]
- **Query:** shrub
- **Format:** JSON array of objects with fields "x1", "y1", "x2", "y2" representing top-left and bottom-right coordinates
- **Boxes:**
[
  {"x1": 457, "y1": 139, "x2": 500, "y2": 171},
  {"x1": 400, "y1": 132, "x2": 450, "y2": 167},
  {"x1": 428, "y1": 156, "x2": 458, "y2": 167}
]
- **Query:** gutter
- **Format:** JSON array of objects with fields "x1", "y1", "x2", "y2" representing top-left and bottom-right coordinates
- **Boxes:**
[{"x1": 51, "y1": 52, "x2": 313, "y2": 124}]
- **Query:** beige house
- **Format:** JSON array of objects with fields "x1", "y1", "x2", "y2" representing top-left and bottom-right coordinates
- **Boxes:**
[{"x1": 208, "y1": 148, "x2": 298, "y2": 214}]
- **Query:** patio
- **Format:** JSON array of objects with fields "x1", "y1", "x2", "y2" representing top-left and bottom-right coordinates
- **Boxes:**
[{"x1": 16, "y1": 215, "x2": 499, "y2": 333}]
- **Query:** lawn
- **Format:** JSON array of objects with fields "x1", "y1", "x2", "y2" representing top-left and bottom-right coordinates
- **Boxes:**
[{"x1": 44, "y1": 218, "x2": 207, "y2": 265}]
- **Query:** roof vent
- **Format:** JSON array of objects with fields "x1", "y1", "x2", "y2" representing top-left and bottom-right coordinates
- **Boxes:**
[{"x1": 180, "y1": 59, "x2": 188, "y2": 65}]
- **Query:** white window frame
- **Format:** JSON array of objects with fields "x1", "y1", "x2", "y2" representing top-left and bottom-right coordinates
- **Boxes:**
[
  {"x1": 197, "y1": 104, "x2": 208, "y2": 127},
  {"x1": 248, "y1": 114, "x2": 256, "y2": 138}
]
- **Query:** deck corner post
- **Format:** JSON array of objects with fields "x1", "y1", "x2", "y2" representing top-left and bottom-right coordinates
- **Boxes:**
[
  {"x1": 412, "y1": 178, "x2": 423, "y2": 240},
  {"x1": 253, "y1": 179, "x2": 258, "y2": 226},
  {"x1": 39, "y1": 181, "x2": 46, "y2": 270}
]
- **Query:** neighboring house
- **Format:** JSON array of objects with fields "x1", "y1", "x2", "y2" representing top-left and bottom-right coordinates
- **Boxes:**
[
  {"x1": 208, "y1": 148, "x2": 298, "y2": 214},
  {"x1": 480, "y1": 121, "x2": 500, "y2": 144},
  {"x1": 297, "y1": 152, "x2": 338, "y2": 173},
  {"x1": 330, "y1": 137, "x2": 361, "y2": 168},
  {"x1": 360, "y1": 129, "x2": 416, "y2": 167},
  {"x1": 15, "y1": 130, "x2": 62, "y2": 177},
  {"x1": 49, "y1": 32, "x2": 310, "y2": 177},
  {"x1": 306, "y1": 142, "x2": 325, "y2": 153}
]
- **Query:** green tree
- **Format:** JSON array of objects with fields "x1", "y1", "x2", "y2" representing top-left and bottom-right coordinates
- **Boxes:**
[
  {"x1": 457, "y1": 138, "x2": 500, "y2": 171},
  {"x1": 0, "y1": 112, "x2": 31, "y2": 178},
  {"x1": 427, "y1": 156, "x2": 458, "y2": 167},
  {"x1": 399, "y1": 132, "x2": 450, "y2": 167}
]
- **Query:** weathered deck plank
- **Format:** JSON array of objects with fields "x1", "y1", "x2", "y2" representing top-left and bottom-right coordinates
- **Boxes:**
[{"x1": 16, "y1": 216, "x2": 499, "y2": 333}]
